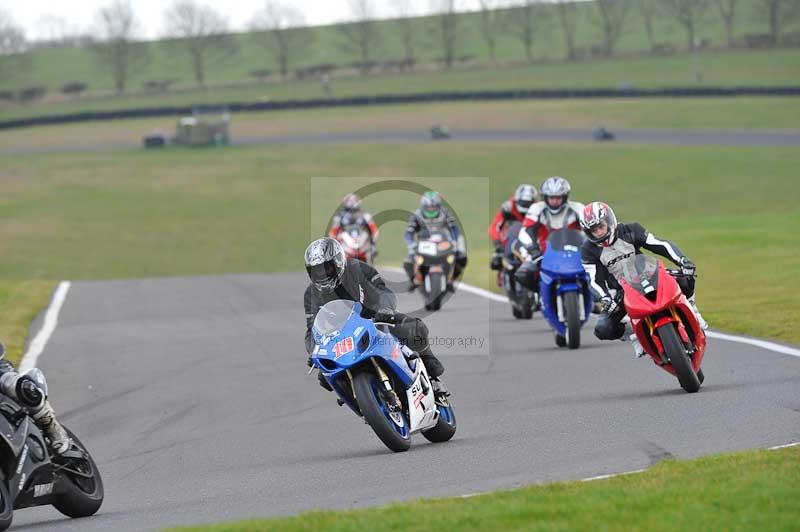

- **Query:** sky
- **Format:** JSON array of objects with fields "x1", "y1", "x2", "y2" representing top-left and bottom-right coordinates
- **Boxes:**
[{"x1": 0, "y1": 0, "x2": 456, "y2": 41}]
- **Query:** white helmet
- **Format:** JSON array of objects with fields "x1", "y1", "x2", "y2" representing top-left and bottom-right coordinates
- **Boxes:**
[
  {"x1": 513, "y1": 184, "x2": 537, "y2": 214},
  {"x1": 541, "y1": 177, "x2": 571, "y2": 214}
]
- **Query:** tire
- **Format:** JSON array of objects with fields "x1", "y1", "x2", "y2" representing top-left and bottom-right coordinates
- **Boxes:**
[
  {"x1": 517, "y1": 291, "x2": 534, "y2": 320},
  {"x1": 52, "y1": 427, "x2": 104, "y2": 518},
  {"x1": 657, "y1": 323, "x2": 701, "y2": 393},
  {"x1": 0, "y1": 477, "x2": 13, "y2": 532},
  {"x1": 563, "y1": 291, "x2": 581, "y2": 350},
  {"x1": 353, "y1": 371, "x2": 411, "y2": 452},
  {"x1": 555, "y1": 333, "x2": 567, "y2": 348},
  {"x1": 427, "y1": 272, "x2": 443, "y2": 312},
  {"x1": 511, "y1": 306, "x2": 522, "y2": 319},
  {"x1": 422, "y1": 399, "x2": 457, "y2": 443},
  {"x1": 697, "y1": 368, "x2": 705, "y2": 384}
]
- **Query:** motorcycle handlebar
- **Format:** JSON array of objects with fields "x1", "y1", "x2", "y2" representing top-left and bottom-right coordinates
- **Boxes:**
[{"x1": 666, "y1": 268, "x2": 698, "y2": 279}]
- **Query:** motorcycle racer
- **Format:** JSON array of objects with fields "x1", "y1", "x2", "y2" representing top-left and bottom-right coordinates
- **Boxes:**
[
  {"x1": 579, "y1": 201, "x2": 709, "y2": 357},
  {"x1": 403, "y1": 191, "x2": 467, "y2": 292},
  {"x1": 0, "y1": 353, "x2": 70, "y2": 455},
  {"x1": 488, "y1": 184, "x2": 537, "y2": 274},
  {"x1": 328, "y1": 193, "x2": 379, "y2": 244},
  {"x1": 304, "y1": 238, "x2": 445, "y2": 389},
  {"x1": 514, "y1": 177, "x2": 585, "y2": 292}
]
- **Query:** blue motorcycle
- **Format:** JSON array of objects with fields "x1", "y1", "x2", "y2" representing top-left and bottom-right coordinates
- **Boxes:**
[
  {"x1": 310, "y1": 300, "x2": 456, "y2": 452},
  {"x1": 539, "y1": 229, "x2": 594, "y2": 349}
]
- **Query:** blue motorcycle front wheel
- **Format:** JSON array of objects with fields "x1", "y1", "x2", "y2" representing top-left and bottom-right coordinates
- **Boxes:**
[{"x1": 353, "y1": 371, "x2": 411, "y2": 452}]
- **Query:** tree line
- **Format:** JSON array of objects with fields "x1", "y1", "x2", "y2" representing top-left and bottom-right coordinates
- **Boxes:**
[{"x1": 1, "y1": 0, "x2": 799, "y2": 96}]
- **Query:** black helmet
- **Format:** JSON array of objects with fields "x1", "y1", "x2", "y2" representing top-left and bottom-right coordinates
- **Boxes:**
[{"x1": 304, "y1": 237, "x2": 346, "y2": 293}]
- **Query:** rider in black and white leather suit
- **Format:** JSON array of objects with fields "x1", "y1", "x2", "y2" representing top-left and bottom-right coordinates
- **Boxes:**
[{"x1": 579, "y1": 201, "x2": 708, "y2": 357}]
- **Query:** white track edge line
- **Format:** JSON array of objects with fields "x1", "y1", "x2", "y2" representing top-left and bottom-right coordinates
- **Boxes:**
[
  {"x1": 19, "y1": 281, "x2": 71, "y2": 373},
  {"x1": 581, "y1": 469, "x2": 646, "y2": 482},
  {"x1": 768, "y1": 442, "x2": 800, "y2": 450}
]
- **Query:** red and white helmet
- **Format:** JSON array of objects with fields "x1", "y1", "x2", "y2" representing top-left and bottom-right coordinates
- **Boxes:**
[
  {"x1": 342, "y1": 193, "x2": 362, "y2": 212},
  {"x1": 581, "y1": 201, "x2": 618, "y2": 246},
  {"x1": 513, "y1": 184, "x2": 537, "y2": 214}
]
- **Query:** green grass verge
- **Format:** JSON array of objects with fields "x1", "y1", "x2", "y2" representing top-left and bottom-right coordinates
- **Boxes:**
[
  {"x1": 0, "y1": 142, "x2": 797, "y2": 346},
  {"x1": 3, "y1": 48, "x2": 800, "y2": 122},
  {"x1": 0, "y1": 281, "x2": 57, "y2": 366},
  {"x1": 166, "y1": 446, "x2": 800, "y2": 532}
]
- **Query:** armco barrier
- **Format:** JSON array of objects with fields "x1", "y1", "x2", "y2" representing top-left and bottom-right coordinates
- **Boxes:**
[{"x1": 1, "y1": 86, "x2": 798, "y2": 131}]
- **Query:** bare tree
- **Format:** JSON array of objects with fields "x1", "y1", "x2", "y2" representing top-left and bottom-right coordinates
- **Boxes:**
[
  {"x1": 164, "y1": 0, "x2": 238, "y2": 87},
  {"x1": 553, "y1": 0, "x2": 580, "y2": 60},
  {"x1": 338, "y1": 0, "x2": 382, "y2": 74},
  {"x1": 478, "y1": 0, "x2": 505, "y2": 63},
  {"x1": 636, "y1": 0, "x2": 658, "y2": 52},
  {"x1": 662, "y1": 0, "x2": 709, "y2": 52},
  {"x1": 433, "y1": 0, "x2": 460, "y2": 69},
  {"x1": 592, "y1": 0, "x2": 630, "y2": 56},
  {"x1": 0, "y1": 9, "x2": 28, "y2": 82},
  {"x1": 251, "y1": 1, "x2": 311, "y2": 80},
  {"x1": 395, "y1": 0, "x2": 417, "y2": 68},
  {"x1": 507, "y1": 1, "x2": 546, "y2": 62},
  {"x1": 712, "y1": 0, "x2": 738, "y2": 47},
  {"x1": 757, "y1": 0, "x2": 800, "y2": 46},
  {"x1": 91, "y1": 0, "x2": 151, "y2": 94}
]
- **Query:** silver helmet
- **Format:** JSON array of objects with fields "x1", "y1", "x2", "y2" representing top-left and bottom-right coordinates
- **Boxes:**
[
  {"x1": 304, "y1": 237, "x2": 346, "y2": 293},
  {"x1": 540, "y1": 177, "x2": 571, "y2": 214},
  {"x1": 513, "y1": 184, "x2": 537, "y2": 214}
]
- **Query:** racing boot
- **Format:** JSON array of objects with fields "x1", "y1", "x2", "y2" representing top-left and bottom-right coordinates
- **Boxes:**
[
  {"x1": 31, "y1": 400, "x2": 71, "y2": 455},
  {"x1": 687, "y1": 295, "x2": 709, "y2": 330},
  {"x1": 629, "y1": 333, "x2": 646, "y2": 358},
  {"x1": 622, "y1": 321, "x2": 645, "y2": 358},
  {"x1": 420, "y1": 348, "x2": 444, "y2": 378}
]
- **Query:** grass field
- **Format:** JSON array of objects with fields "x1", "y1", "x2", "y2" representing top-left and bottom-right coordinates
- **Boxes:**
[
  {"x1": 2, "y1": 97, "x2": 800, "y2": 154},
  {"x1": 0, "y1": 141, "x2": 798, "y2": 354},
  {"x1": 2, "y1": 48, "x2": 800, "y2": 123},
  {"x1": 167, "y1": 445, "x2": 800, "y2": 532}
]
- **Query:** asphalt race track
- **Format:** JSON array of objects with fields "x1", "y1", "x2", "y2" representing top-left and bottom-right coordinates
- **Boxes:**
[
  {"x1": 2, "y1": 127, "x2": 800, "y2": 155},
  {"x1": 14, "y1": 271, "x2": 800, "y2": 531}
]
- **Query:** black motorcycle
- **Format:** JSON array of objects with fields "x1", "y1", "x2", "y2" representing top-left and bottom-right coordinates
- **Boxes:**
[
  {"x1": 501, "y1": 222, "x2": 538, "y2": 319},
  {"x1": 0, "y1": 359, "x2": 103, "y2": 530},
  {"x1": 413, "y1": 228, "x2": 457, "y2": 311}
]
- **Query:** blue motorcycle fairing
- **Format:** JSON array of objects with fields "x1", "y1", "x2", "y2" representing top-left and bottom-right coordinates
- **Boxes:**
[
  {"x1": 556, "y1": 282, "x2": 580, "y2": 295},
  {"x1": 311, "y1": 301, "x2": 417, "y2": 413},
  {"x1": 539, "y1": 229, "x2": 594, "y2": 336}
]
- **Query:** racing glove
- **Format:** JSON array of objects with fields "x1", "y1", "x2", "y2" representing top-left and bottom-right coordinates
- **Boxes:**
[
  {"x1": 680, "y1": 257, "x2": 696, "y2": 276},
  {"x1": 600, "y1": 295, "x2": 616, "y2": 314}
]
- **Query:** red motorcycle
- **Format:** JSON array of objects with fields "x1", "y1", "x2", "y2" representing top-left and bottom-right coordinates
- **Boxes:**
[
  {"x1": 619, "y1": 254, "x2": 706, "y2": 393},
  {"x1": 336, "y1": 224, "x2": 375, "y2": 264}
]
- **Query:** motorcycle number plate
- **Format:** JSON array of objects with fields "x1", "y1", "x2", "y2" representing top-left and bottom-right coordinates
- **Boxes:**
[{"x1": 418, "y1": 242, "x2": 437, "y2": 256}]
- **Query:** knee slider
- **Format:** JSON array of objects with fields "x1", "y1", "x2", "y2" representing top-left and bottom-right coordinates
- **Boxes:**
[{"x1": 16, "y1": 376, "x2": 45, "y2": 409}]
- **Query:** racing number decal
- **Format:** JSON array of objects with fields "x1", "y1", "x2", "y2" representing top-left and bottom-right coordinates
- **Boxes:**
[{"x1": 333, "y1": 337, "x2": 355, "y2": 359}]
